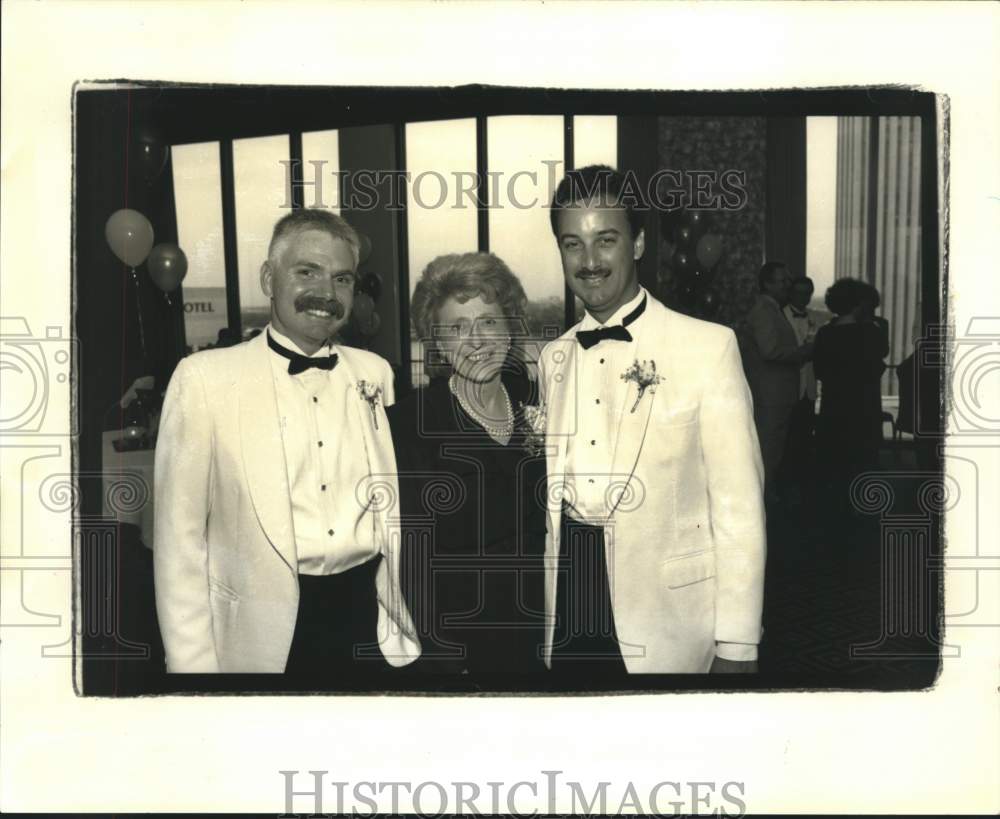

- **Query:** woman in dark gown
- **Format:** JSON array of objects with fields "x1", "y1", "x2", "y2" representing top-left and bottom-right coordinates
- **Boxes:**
[
  {"x1": 387, "y1": 252, "x2": 547, "y2": 674},
  {"x1": 813, "y1": 278, "x2": 889, "y2": 506}
]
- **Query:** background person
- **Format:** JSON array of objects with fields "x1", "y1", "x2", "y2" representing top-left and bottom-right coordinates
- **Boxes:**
[
  {"x1": 813, "y1": 277, "x2": 890, "y2": 515},
  {"x1": 780, "y1": 275, "x2": 826, "y2": 506},
  {"x1": 741, "y1": 261, "x2": 815, "y2": 504}
]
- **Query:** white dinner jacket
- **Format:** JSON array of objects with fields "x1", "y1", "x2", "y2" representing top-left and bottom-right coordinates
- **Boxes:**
[
  {"x1": 538, "y1": 295, "x2": 766, "y2": 673},
  {"x1": 153, "y1": 332, "x2": 420, "y2": 673}
]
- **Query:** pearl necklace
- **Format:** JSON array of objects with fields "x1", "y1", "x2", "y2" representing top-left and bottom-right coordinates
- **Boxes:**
[{"x1": 449, "y1": 374, "x2": 513, "y2": 438}]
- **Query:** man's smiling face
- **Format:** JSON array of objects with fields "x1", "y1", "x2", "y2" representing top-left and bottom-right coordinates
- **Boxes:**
[
  {"x1": 261, "y1": 228, "x2": 357, "y2": 354},
  {"x1": 556, "y1": 199, "x2": 644, "y2": 324}
]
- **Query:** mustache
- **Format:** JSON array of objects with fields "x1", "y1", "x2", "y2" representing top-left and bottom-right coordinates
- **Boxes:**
[
  {"x1": 294, "y1": 295, "x2": 345, "y2": 318},
  {"x1": 576, "y1": 267, "x2": 611, "y2": 278}
]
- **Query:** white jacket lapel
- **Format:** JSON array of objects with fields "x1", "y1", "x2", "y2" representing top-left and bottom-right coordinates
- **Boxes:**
[
  {"x1": 608, "y1": 314, "x2": 658, "y2": 516},
  {"x1": 543, "y1": 337, "x2": 577, "y2": 543},
  {"x1": 335, "y1": 352, "x2": 400, "y2": 549},
  {"x1": 239, "y1": 333, "x2": 297, "y2": 574}
]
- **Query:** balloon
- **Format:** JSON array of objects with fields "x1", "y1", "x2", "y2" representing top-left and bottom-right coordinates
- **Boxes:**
[
  {"x1": 675, "y1": 225, "x2": 695, "y2": 248},
  {"x1": 353, "y1": 292, "x2": 374, "y2": 323},
  {"x1": 134, "y1": 126, "x2": 169, "y2": 184},
  {"x1": 356, "y1": 271, "x2": 382, "y2": 303},
  {"x1": 105, "y1": 209, "x2": 154, "y2": 267},
  {"x1": 147, "y1": 243, "x2": 188, "y2": 292},
  {"x1": 699, "y1": 288, "x2": 721, "y2": 316},
  {"x1": 688, "y1": 210, "x2": 710, "y2": 233},
  {"x1": 352, "y1": 293, "x2": 381, "y2": 336},
  {"x1": 696, "y1": 233, "x2": 724, "y2": 269},
  {"x1": 358, "y1": 232, "x2": 373, "y2": 264},
  {"x1": 671, "y1": 249, "x2": 695, "y2": 276},
  {"x1": 680, "y1": 209, "x2": 710, "y2": 239}
]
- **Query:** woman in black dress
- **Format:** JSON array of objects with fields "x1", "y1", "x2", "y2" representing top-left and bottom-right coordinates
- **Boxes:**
[
  {"x1": 387, "y1": 252, "x2": 547, "y2": 674},
  {"x1": 813, "y1": 278, "x2": 889, "y2": 507}
]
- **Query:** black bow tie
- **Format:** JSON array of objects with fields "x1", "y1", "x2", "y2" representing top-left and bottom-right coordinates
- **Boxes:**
[
  {"x1": 576, "y1": 295, "x2": 647, "y2": 350},
  {"x1": 267, "y1": 332, "x2": 338, "y2": 375}
]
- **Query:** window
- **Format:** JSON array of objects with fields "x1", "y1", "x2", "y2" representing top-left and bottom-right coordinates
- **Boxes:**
[
  {"x1": 172, "y1": 141, "x2": 227, "y2": 351},
  {"x1": 405, "y1": 118, "x2": 479, "y2": 385},
  {"x1": 821, "y1": 115, "x2": 922, "y2": 399},
  {"x1": 805, "y1": 117, "x2": 837, "y2": 311},
  {"x1": 170, "y1": 116, "x2": 618, "y2": 381},
  {"x1": 301, "y1": 129, "x2": 341, "y2": 213},
  {"x1": 232, "y1": 134, "x2": 292, "y2": 333},
  {"x1": 487, "y1": 115, "x2": 565, "y2": 342}
]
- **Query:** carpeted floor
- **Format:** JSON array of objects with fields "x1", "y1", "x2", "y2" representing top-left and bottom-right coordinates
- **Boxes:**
[{"x1": 82, "y1": 442, "x2": 943, "y2": 694}]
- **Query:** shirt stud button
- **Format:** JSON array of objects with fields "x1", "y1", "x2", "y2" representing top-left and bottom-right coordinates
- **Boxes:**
[
  {"x1": 328, "y1": 529, "x2": 334, "y2": 536},
  {"x1": 318, "y1": 441, "x2": 323, "y2": 447},
  {"x1": 321, "y1": 484, "x2": 327, "y2": 491},
  {"x1": 599, "y1": 358, "x2": 605, "y2": 364},
  {"x1": 313, "y1": 396, "x2": 318, "y2": 403}
]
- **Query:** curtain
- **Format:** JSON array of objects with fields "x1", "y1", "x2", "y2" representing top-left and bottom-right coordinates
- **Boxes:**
[
  {"x1": 874, "y1": 116, "x2": 922, "y2": 393},
  {"x1": 765, "y1": 117, "x2": 807, "y2": 275},
  {"x1": 835, "y1": 116, "x2": 871, "y2": 280},
  {"x1": 835, "y1": 116, "x2": 921, "y2": 396}
]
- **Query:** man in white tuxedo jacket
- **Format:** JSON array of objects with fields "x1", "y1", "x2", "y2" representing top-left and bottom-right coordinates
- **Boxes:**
[
  {"x1": 154, "y1": 209, "x2": 419, "y2": 674},
  {"x1": 538, "y1": 166, "x2": 766, "y2": 675},
  {"x1": 741, "y1": 261, "x2": 814, "y2": 500}
]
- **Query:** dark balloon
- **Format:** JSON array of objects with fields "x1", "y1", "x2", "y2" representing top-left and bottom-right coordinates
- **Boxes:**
[
  {"x1": 671, "y1": 249, "x2": 696, "y2": 275},
  {"x1": 134, "y1": 126, "x2": 169, "y2": 184},
  {"x1": 351, "y1": 293, "x2": 381, "y2": 336},
  {"x1": 358, "y1": 232, "x2": 373, "y2": 264},
  {"x1": 683, "y1": 210, "x2": 711, "y2": 238},
  {"x1": 356, "y1": 271, "x2": 382, "y2": 303},
  {"x1": 147, "y1": 243, "x2": 188, "y2": 292},
  {"x1": 675, "y1": 225, "x2": 695, "y2": 248},
  {"x1": 353, "y1": 292, "x2": 374, "y2": 322},
  {"x1": 696, "y1": 233, "x2": 724, "y2": 269}
]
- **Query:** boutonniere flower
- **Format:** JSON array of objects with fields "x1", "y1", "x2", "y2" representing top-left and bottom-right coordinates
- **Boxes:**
[
  {"x1": 356, "y1": 380, "x2": 383, "y2": 429},
  {"x1": 621, "y1": 359, "x2": 663, "y2": 413},
  {"x1": 519, "y1": 401, "x2": 547, "y2": 457}
]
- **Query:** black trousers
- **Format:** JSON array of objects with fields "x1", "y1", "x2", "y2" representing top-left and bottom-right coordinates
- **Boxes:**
[
  {"x1": 549, "y1": 512, "x2": 628, "y2": 677},
  {"x1": 285, "y1": 554, "x2": 386, "y2": 678}
]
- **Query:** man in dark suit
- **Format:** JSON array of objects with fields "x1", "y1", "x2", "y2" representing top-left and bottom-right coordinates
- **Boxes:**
[{"x1": 742, "y1": 261, "x2": 814, "y2": 502}]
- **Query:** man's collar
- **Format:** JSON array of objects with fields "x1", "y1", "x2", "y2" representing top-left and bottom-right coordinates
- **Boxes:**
[
  {"x1": 580, "y1": 287, "x2": 648, "y2": 331},
  {"x1": 266, "y1": 323, "x2": 334, "y2": 359}
]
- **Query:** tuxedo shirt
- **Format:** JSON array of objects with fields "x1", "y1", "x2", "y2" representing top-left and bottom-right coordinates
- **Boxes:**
[
  {"x1": 563, "y1": 287, "x2": 648, "y2": 523},
  {"x1": 267, "y1": 325, "x2": 395, "y2": 575}
]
